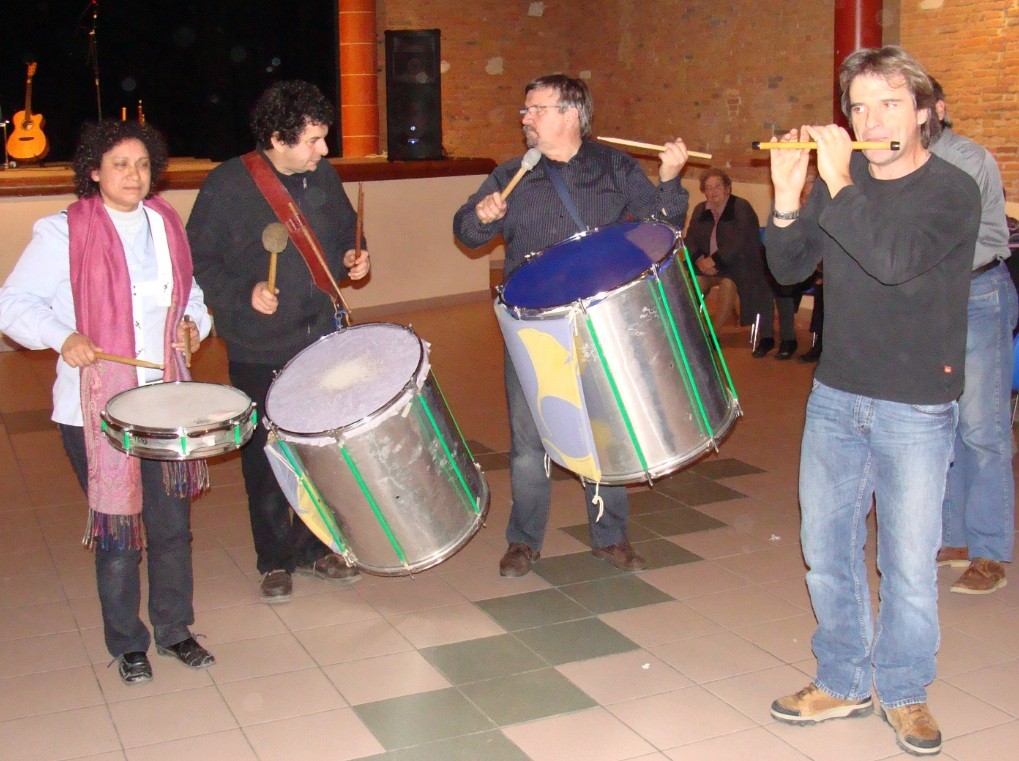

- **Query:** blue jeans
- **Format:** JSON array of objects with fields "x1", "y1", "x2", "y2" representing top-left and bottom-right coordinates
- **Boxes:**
[
  {"x1": 504, "y1": 351, "x2": 629, "y2": 550},
  {"x1": 60, "y1": 425, "x2": 195, "y2": 658},
  {"x1": 942, "y1": 263, "x2": 1018, "y2": 562},
  {"x1": 799, "y1": 382, "x2": 957, "y2": 707}
]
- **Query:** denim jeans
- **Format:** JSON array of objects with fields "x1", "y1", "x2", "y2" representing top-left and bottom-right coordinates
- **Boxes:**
[
  {"x1": 60, "y1": 424, "x2": 195, "y2": 658},
  {"x1": 799, "y1": 382, "x2": 957, "y2": 707},
  {"x1": 942, "y1": 263, "x2": 1018, "y2": 561},
  {"x1": 503, "y1": 351, "x2": 629, "y2": 550},
  {"x1": 228, "y1": 361, "x2": 331, "y2": 574}
]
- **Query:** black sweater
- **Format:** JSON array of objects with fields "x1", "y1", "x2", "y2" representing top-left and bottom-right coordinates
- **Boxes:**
[
  {"x1": 187, "y1": 153, "x2": 360, "y2": 366},
  {"x1": 453, "y1": 140, "x2": 688, "y2": 274},
  {"x1": 766, "y1": 153, "x2": 980, "y2": 404}
]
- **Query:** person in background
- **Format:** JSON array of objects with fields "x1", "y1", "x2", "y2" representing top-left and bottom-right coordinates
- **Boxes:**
[{"x1": 929, "y1": 77, "x2": 1017, "y2": 594}]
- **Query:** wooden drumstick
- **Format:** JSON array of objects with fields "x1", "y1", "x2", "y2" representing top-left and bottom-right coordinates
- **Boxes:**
[
  {"x1": 596, "y1": 136, "x2": 713, "y2": 160},
  {"x1": 180, "y1": 315, "x2": 193, "y2": 368},
  {"x1": 355, "y1": 181, "x2": 364, "y2": 262},
  {"x1": 752, "y1": 140, "x2": 900, "y2": 150},
  {"x1": 501, "y1": 148, "x2": 542, "y2": 201},
  {"x1": 262, "y1": 222, "x2": 289, "y2": 292},
  {"x1": 95, "y1": 352, "x2": 164, "y2": 371}
]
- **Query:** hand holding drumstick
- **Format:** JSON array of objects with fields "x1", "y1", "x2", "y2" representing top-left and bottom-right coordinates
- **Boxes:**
[{"x1": 252, "y1": 222, "x2": 290, "y2": 315}]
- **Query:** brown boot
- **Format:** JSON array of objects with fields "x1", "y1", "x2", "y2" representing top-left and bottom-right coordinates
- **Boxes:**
[
  {"x1": 936, "y1": 545, "x2": 968, "y2": 568},
  {"x1": 951, "y1": 557, "x2": 1007, "y2": 594},
  {"x1": 881, "y1": 702, "x2": 942, "y2": 756},
  {"x1": 591, "y1": 540, "x2": 647, "y2": 571},
  {"x1": 499, "y1": 543, "x2": 540, "y2": 577}
]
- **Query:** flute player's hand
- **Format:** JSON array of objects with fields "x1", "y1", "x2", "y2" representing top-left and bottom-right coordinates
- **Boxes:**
[
  {"x1": 769, "y1": 128, "x2": 810, "y2": 219},
  {"x1": 804, "y1": 124, "x2": 853, "y2": 198}
]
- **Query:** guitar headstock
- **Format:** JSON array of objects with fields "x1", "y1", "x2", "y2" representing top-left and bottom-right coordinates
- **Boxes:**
[{"x1": 27, "y1": 62, "x2": 37, "y2": 80}]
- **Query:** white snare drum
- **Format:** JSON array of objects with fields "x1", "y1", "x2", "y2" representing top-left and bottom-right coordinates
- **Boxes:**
[{"x1": 101, "y1": 381, "x2": 256, "y2": 460}]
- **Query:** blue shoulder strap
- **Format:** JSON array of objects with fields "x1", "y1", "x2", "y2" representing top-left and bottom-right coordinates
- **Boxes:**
[{"x1": 542, "y1": 156, "x2": 588, "y2": 233}]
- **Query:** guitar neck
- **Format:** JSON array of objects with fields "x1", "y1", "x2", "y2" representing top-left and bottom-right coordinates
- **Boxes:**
[{"x1": 24, "y1": 79, "x2": 33, "y2": 118}]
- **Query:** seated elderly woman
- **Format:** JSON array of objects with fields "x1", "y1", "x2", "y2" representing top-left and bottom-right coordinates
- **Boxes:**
[
  {"x1": 0, "y1": 120, "x2": 215, "y2": 685},
  {"x1": 685, "y1": 167, "x2": 797, "y2": 359}
]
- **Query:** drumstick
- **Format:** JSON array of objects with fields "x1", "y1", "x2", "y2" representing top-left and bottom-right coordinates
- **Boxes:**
[
  {"x1": 752, "y1": 140, "x2": 900, "y2": 150},
  {"x1": 95, "y1": 352, "x2": 164, "y2": 371},
  {"x1": 180, "y1": 315, "x2": 193, "y2": 368},
  {"x1": 501, "y1": 148, "x2": 542, "y2": 201},
  {"x1": 262, "y1": 222, "x2": 289, "y2": 292},
  {"x1": 596, "y1": 136, "x2": 713, "y2": 160},
  {"x1": 355, "y1": 181, "x2": 364, "y2": 261}
]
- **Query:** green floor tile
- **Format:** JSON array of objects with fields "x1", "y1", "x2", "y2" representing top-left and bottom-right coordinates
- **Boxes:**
[
  {"x1": 353, "y1": 688, "x2": 494, "y2": 750},
  {"x1": 626, "y1": 487, "x2": 686, "y2": 516},
  {"x1": 420, "y1": 634, "x2": 547, "y2": 684},
  {"x1": 689, "y1": 457, "x2": 765, "y2": 480},
  {"x1": 632, "y1": 538, "x2": 703, "y2": 570},
  {"x1": 632, "y1": 505, "x2": 727, "y2": 536},
  {"x1": 357, "y1": 730, "x2": 530, "y2": 761},
  {"x1": 657, "y1": 477, "x2": 746, "y2": 506},
  {"x1": 531, "y1": 550, "x2": 626, "y2": 586},
  {"x1": 560, "y1": 574, "x2": 674, "y2": 615},
  {"x1": 559, "y1": 521, "x2": 659, "y2": 546},
  {"x1": 476, "y1": 587, "x2": 591, "y2": 631},
  {"x1": 460, "y1": 667, "x2": 597, "y2": 725},
  {"x1": 514, "y1": 617, "x2": 639, "y2": 665}
]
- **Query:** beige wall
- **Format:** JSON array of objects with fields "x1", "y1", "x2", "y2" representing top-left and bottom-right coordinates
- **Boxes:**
[{"x1": 0, "y1": 175, "x2": 494, "y2": 349}]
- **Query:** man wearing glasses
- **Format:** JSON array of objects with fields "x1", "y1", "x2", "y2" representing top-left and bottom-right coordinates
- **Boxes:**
[{"x1": 453, "y1": 73, "x2": 689, "y2": 578}]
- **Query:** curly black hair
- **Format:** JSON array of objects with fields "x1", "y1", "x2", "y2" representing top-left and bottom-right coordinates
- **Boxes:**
[
  {"x1": 71, "y1": 120, "x2": 170, "y2": 199},
  {"x1": 249, "y1": 80, "x2": 335, "y2": 149}
]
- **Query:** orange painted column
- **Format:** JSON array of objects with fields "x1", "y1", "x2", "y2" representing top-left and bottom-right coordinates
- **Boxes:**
[
  {"x1": 833, "y1": 0, "x2": 883, "y2": 127},
  {"x1": 338, "y1": 0, "x2": 380, "y2": 156}
]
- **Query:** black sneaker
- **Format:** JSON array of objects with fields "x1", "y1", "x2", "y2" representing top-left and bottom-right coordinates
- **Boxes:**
[{"x1": 117, "y1": 651, "x2": 153, "y2": 685}]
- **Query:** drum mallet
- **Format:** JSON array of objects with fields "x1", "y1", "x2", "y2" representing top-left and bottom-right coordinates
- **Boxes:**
[
  {"x1": 262, "y1": 222, "x2": 290, "y2": 292},
  {"x1": 500, "y1": 148, "x2": 542, "y2": 201}
]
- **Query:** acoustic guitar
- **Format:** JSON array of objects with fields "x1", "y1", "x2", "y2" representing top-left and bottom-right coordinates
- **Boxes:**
[{"x1": 7, "y1": 62, "x2": 49, "y2": 163}]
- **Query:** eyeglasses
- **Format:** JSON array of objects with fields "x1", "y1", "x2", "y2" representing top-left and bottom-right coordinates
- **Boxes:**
[{"x1": 518, "y1": 104, "x2": 564, "y2": 117}]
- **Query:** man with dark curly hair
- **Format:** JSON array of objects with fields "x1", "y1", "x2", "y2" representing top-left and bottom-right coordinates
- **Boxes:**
[
  {"x1": 0, "y1": 120, "x2": 215, "y2": 684},
  {"x1": 188, "y1": 80, "x2": 369, "y2": 602}
]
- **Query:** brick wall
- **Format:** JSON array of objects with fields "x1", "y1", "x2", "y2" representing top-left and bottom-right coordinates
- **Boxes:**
[
  {"x1": 900, "y1": 0, "x2": 1019, "y2": 202},
  {"x1": 378, "y1": 1, "x2": 831, "y2": 185},
  {"x1": 377, "y1": 0, "x2": 1016, "y2": 194}
]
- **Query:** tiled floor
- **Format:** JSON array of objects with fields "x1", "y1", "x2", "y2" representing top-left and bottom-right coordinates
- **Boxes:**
[{"x1": 1, "y1": 299, "x2": 1017, "y2": 760}]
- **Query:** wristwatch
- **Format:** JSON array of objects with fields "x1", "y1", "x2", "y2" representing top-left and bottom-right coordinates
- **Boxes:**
[{"x1": 772, "y1": 208, "x2": 800, "y2": 220}]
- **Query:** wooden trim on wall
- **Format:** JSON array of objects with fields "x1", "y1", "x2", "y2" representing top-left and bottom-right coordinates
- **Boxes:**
[{"x1": 0, "y1": 156, "x2": 497, "y2": 198}]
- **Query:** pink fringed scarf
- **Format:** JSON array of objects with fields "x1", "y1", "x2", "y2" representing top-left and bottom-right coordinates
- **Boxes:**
[{"x1": 68, "y1": 194, "x2": 209, "y2": 550}]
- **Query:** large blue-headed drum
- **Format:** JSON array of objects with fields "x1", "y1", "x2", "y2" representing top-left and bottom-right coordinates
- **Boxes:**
[
  {"x1": 496, "y1": 221, "x2": 739, "y2": 485},
  {"x1": 264, "y1": 323, "x2": 489, "y2": 576}
]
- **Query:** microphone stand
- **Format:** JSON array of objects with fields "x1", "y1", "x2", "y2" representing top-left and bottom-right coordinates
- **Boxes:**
[
  {"x1": 0, "y1": 104, "x2": 13, "y2": 170},
  {"x1": 84, "y1": 0, "x2": 102, "y2": 119}
]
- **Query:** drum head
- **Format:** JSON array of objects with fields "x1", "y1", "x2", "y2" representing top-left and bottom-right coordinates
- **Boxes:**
[
  {"x1": 267, "y1": 324, "x2": 424, "y2": 435},
  {"x1": 105, "y1": 382, "x2": 251, "y2": 431},
  {"x1": 501, "y1": 221, "x2": 679, "y2": 309}
]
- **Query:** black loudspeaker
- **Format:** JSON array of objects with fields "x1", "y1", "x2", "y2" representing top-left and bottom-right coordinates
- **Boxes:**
[{"x1": 385, "y1": 29, "x2": 443, "y2": 160}]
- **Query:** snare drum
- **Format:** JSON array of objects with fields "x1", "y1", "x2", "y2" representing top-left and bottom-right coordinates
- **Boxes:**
[
  {"x1": 265, "y1": 323, "x2": 489, "y2": 576},
  {"x1": 496, "y1": 220, "x2": 740, "y2": 484},
  {"x1": 101, "y1": 381, "x2": 256, "y2": 460}
]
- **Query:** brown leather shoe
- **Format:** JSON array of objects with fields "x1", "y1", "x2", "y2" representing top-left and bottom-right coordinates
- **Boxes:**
[
  {"x1": 259, "y1": 569, "x2": 293, "y2": 603},
  {"x1": 591, "y1": 540, "x2": 647, "y2": 571},
  {"x1": 951, "y1": 557, "x2": 1007, "y2": 594},
  {"x1": 936, "y1": 545, "x2": 969, "y2": 568},
  {"x1": 499, "y1": 543, "x2": 540, "y2": 577}
]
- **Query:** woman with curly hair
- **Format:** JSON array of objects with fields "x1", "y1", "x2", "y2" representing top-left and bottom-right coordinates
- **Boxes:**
[{"x1": 0, "y1": 120, "x2": 215, "y2": 684}]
